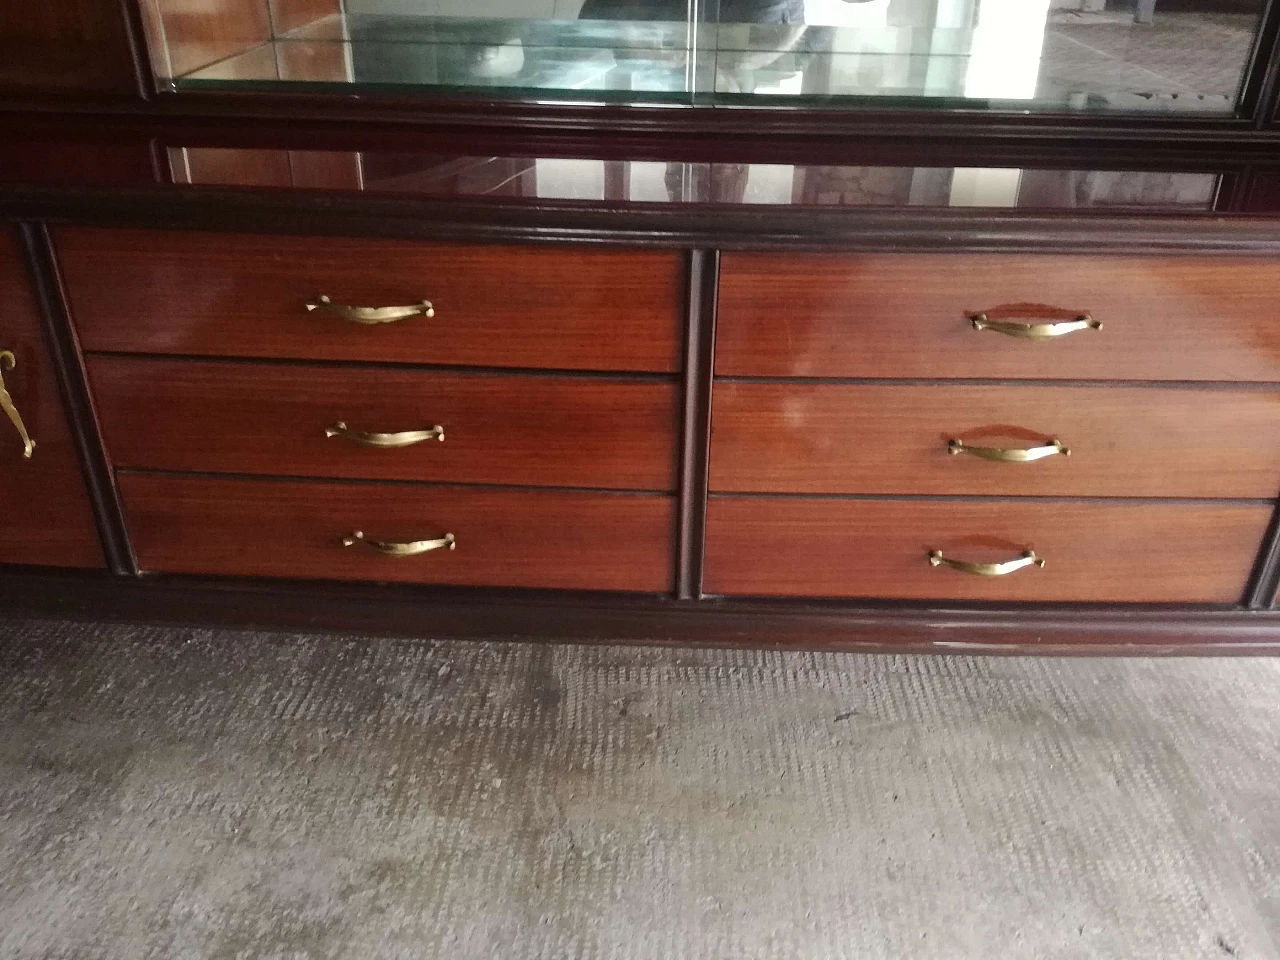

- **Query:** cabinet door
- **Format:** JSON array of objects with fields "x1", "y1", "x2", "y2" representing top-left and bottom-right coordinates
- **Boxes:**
[{"x1": 0, "y1": 228, "x2": 103, "y2": 568}]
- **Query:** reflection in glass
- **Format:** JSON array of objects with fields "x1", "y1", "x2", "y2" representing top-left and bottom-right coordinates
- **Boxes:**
[
  {"x1": 170, "y1": 148, "x2": 1221, "y2": 210},
  {"x1": 148, "y1": 0, "x2": 1266, "y2": 114},
  {"x1": 153, "y1": 0, "x2": 1266, "y2": 114}
]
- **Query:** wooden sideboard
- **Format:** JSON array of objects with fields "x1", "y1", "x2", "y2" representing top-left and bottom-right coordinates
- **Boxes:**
[{"x1": 3, "y1": 196, "x2": 1280, "y2": 653}]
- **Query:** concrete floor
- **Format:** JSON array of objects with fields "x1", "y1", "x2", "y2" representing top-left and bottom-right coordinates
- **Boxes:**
[{"x1": 0, "y1": 617, "x2": 1277, "y2": 959}]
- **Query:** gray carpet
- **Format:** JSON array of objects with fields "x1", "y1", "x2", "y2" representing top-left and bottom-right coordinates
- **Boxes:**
[{"x1": 0, "y1": 618, "x2": 1276, "y2": 960}]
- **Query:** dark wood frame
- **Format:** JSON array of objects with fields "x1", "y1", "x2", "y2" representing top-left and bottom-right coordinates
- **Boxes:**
[
  {"x1": 8, "y1": 0, "x2": 1280, "y2": 171},
  {"x1": 4, "y1": 183, "x2": 1280, "y2": 652}
]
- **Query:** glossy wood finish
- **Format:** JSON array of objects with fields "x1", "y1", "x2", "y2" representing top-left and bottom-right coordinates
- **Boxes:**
[
  {"x1": 8, "y1": 566, "x2": 1280, "y2": 654},
  {"x1": 717, "y1": 254, "x2": 1280, "y2": 380},
  {"x1": 57, "y1": 228, "x2": 684, "y2": 372},
  {"x1": 0, "y1": 141, "x2": 159, "y2": 187},
  {"x1": 120, "y1": 473, "x2": 674, "y2": 591},
  {"x1": 90, "y1": 356, "x2": 679, "y2": 489},
  {"x1": 704, "y1": 497, "x2": 1272, "y2": 603},
  {"x1": 711, "y1": 383, "x2": 1280, "y2": 498},
  {"x1": 0, "y1": 1, "x2": 140, "y2": 96},
  {"x1": 0, "y1": 229, "x2": 104, "y2": 568}
]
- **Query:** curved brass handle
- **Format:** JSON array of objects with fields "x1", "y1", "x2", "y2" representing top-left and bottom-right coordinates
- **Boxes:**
[
  {"x1": 305, "y1": 294, "x2": 434, "y2": 325},
  {"x1": 342, "y1": 530, "x2": 456, "y2": 557},
  {"x1": 969, "y1": 314, "x2": 1101, "y2": 340},
  {"x1": 928, "y1": 548, "x2": 1044, "y2": 577},
  {"x1": 326, "y1": 421, "x2": 445, "y2": 448},
  {"x1": 0, "y1": 350, "x2": 34, "y2": 459},
  {"x1": 948, "y1": 437, "x2": 1069, "y2": 462}
]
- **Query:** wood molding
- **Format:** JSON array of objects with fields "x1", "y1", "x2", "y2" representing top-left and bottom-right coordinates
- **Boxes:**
[
  {"x1": 2, "y1": 568, "x2": 1279, "y2": 654},
  {"x1": 9, "y1": 186, "x2": 1280, "y2": 253},
  {"x1": 676, "y1": 250, "x2": 717, "y2": 600}
]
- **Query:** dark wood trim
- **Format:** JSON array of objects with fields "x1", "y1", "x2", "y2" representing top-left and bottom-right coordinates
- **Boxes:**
[
  {"x1": 17, "y1": 223, "x2": 135, "y2": 575},
  {"x1": 8, "y1": 186, "x2": 1280, "y2": 253},
  {"x1": 1, "y1": 568, "x2": 1278, "y2": 654},
  {"x1": 676, "y1": 250, "x2": 717, "y2": 600},
  {"x1": 1246, "y1": 498, "x2": 1280, "y2": 609},
  {"x1": 1239, "y1": 0, "x2": 1280, "y2": 127},
  {"x1": 118, "y1": 0, "x2": 157, "y2": 103},
  {"x1": 1, "y1": 103, "x2": 1279, "y2": 171}
]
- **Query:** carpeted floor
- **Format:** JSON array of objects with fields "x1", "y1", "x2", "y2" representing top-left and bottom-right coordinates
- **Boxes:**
[{"x1": 0, "y1": 618, "x2": 1276, "y2": 959}]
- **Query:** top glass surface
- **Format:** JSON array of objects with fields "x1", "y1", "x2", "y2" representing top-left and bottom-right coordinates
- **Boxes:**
[{"x1": 159, "y1": 0, "x2": 1263, "y2": 115}]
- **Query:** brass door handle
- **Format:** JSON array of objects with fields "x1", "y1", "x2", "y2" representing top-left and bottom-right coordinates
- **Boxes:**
[
  {"x1": 928, "y1": 548, "x2": 1044, "y2": 577},
  {"x1": 342, "y1": 530, "x2": 456, "y2": 557},
  {"x1": 326, "y1": 421, "x2": 445, "y2": 448},
  {"x1": 0, "y1": 350, "x2": 34, "y2": 459},
  {"x1": 948, "y1": 437, "x2": 1069, "y2": 462},
  {"x1": 305, "y1": 295, "x2": 434, "y2": 325},
  {"x1": 969, "y1": 314, "x2": 1101, "y2": 340}
]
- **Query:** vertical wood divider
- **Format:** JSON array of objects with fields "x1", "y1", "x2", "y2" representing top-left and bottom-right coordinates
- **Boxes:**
[
  {"x1": 1245, "y1": 497, "x2": 1280, "y2": 609},
  {"x1": 18, "y1": 222, "x2": 136, "y2": 576},
  {"x1": 676, "y1": 249, "x2": 719, "y2": 600}
]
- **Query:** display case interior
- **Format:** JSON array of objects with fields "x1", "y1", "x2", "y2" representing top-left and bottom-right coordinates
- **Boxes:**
[{"x1": 139, "y1": 0, "x2": 1268, "y2": 115}]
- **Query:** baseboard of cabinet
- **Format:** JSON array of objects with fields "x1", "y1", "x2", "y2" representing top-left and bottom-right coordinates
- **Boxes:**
[{"x1": 1, "y1": 569, "x2": 1278, "y2": 655}]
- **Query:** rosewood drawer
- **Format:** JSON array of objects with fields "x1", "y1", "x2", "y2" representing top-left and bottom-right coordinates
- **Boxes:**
[
  {"x1": 717, "y1": 254, "x2": 1280, "y2": 380},
  {"x1": 0, "y1": 229, "x2": 102, "y2": 568},
  {"x1": 119, "y1": 474, "x2": 674, "y2": 592},
  {"x1": 57, "y1": 229, "x2": 684, "y2": 372},
  {"x1": 90, "y1": 357, "x2": 678, "y2": 490},
  {"x1": 710, "y1": 382, "x2": 1280, "y2": 498},
  {"x1": 704, "y1": 497, "x2": 1270, "y2": 603}
]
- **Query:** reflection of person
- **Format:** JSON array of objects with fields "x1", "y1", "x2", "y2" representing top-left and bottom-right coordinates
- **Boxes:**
[{"x1": 579, "y1": 0, "x2": 806, "y2": 23}]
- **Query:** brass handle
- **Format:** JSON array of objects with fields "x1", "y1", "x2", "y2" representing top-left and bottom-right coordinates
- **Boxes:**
[
  {"x1": 948, "y1": 437, "x2": 1069, "y2": 462},
  {"x1": 305, "y1": 294, "x2": 434, "y2": 325},
  {"x1": 928, "y1": 548, "x2": 1044, "y2": 577},
  {"x1": 342, "y1": 530, "x2": 456, "y2": 557},
  {"x1": 969, "y1": 314, "x2": 1101, "y2": 340},
  {"x1": 326, "y1": 421, "x2": 445, "y2": 448},
  {"x1": 0, "y1": 350, "x2": 34, "y2": 459}
]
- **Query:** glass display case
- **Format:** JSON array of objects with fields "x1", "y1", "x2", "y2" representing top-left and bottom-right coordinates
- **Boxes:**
[
  {"x1": 170, "y1": 147, "x2": 1225, "y2": 210},
  {"x1": 140, "y1": 0, "x2": 1268, "y2": 116}
]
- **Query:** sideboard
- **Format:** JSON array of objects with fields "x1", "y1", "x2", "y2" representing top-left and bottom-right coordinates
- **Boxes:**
[
  {"x1": 4, "y1": 172, "x2": 1280, "y2": 653},
  {"x1": 7, "y1": 0, "x2": 1280, "y2": 650}
]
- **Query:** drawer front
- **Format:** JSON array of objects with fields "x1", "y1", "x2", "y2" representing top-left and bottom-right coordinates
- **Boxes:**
[
  {"x1": 91, "y1": 357, "x2": 679, "y2": 491},
  {"x1": 120, "y1": 474, "x2": 674, "y2": 592},
  {"x1": 711, "y1": 383, "x2": 1280, "y2": 498},
  {"x1": 704, "y1": 497, "x2": 1270, "y2": 603},
  {"x1": 0, "y1": 229, "x2": 103, "y2": 568},
  {"x1": 717, "y1": 254, "x2": 1280, "y2": 380},
  {"x1": 58, "y1": 229, "x2": 683, "y2": 372}
]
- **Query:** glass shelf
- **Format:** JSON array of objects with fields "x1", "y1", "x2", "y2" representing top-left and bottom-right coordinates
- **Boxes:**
[
  {"x1": 148, "y1": 1, "x2": 1263, "y2": 116},
  {"x1": 169, "y1": 147, "x2": 1223, "y2": 211}
]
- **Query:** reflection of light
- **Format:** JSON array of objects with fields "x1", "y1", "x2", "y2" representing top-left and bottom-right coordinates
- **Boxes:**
[
  {"x1": 963, "y1": 0, "x2": 1051, "y2": 100},
  {"x1": 949, "y1": 167, "x2": 1024, "y2": 207},
  {"x1": 804, "y1": 0, "x2": 889, "y2": 27}
]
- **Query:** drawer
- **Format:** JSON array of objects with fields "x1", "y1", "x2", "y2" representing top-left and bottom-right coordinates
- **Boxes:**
[
  {"x1": 119, "y1": 474, "x2": 674, "y2": 592},
  {"x1": 91, "y1": 357, "x2": 678, "y2": 490},
  {"x1": 711, "y1": 383, "x2": 1280, "y2": 498},
  {"x1": 57, "y1": 228, "x2": 683, "y2": 372},
  {"x1": 704, "y1": 497, "x2": 1271, "y2": 603},
  {"x1": 717, "y1": 253, "x2": 1280, "y2": 380},
  {"x1": 0, "y1": 229, "x2": 103, "y2": 568}
]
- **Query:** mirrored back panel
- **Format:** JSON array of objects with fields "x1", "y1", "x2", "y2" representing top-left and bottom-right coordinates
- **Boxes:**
[
  {"x1": 169, "y1": 147, "x2": 1225, "y2": 210},
  {"x1": 144, "y1": 0, "x2": 1265, "y2": 115}
]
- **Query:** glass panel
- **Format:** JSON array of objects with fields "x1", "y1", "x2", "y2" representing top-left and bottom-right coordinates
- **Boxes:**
[
  {"x1": 709, "y1": 0, "x2": 1263, "y2": 113},
  {"x1": 151, "y1": 0, "x2": 1263, "y2": 114},
  {"x1": 165, "y1": 2, "x2": 707, "y2": 101},
  {"x1": 170, "y1": 147, "x2": 1222, "y2": 210}
]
